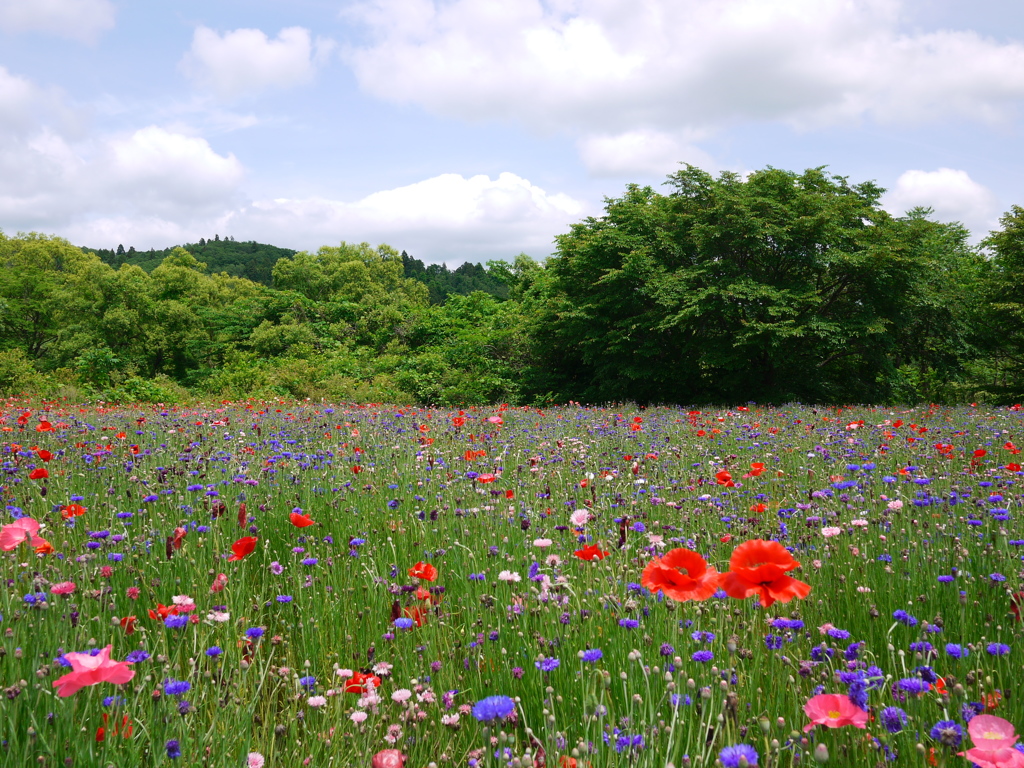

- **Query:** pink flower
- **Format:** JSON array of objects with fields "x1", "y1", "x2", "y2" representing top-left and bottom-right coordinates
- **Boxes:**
[
  {"x1": 99, "y1": 566, "x2": 113, "y2": 578},
  {"x1": 247, "y1": 754, "x2": 266, "y2": 768},
  {"x1": 821, "y1": 526, "x2": 842, "y2": 537},
  {"x1": 969, "y1": 716, "x2": 1020, "y2": 752},
  {"x1": 126, "y1": 587, "x2": 140, "y2": 600},
  {"x1": 802, "y1": 693, "x2": 869, "y2": 732},
  {"x1": 50, "y1": 581, "x2": 76, "y2": 595},
  {"x1": 371, "y1": 749, "x2": 406, "y2": 768},
  {"x1": 210, "y1": 573, "x2": 228, "y2": 593},
  {"x1": 957, "y1": 747, "x2": 1024, "y2": 768},
  {"x1": 0, "y1": 517, "x2": 47, "y2": 551},
  {"x1": 52, "y1": 644, "x2": 135, "y2": 697},
  {"x1": 957, "y1": 716, "x2": 1024, "y2": 768}
]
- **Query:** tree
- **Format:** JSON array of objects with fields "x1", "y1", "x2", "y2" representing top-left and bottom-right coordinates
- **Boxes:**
[{"x1": 526, "y1": 166, "x2": 960, "y2": 404}]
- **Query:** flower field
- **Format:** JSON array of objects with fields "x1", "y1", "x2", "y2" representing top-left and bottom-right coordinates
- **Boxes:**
[{"x1": 2, "y1": 400, "x2": 1023, "y2": 768}]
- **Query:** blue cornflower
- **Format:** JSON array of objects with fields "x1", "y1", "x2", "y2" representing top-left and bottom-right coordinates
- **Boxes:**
[
  {"x1": 945, "y1": 644, "x2": 968, "y2": 659},
  {"x1": 892, "y1": 610, "x2": 917, "y2": 626},
  {"x1": 299, "y1": 676, "x2": 316, "y2": 689},
  {"x1": 125, "y1": 650, "x2": 150, "y2": 663},
  {"x1": 535, "y1": 657, "x2": 560, "y2": 672},
  {"x1": 165, "y1": 740, "x2": 181, "y2": 759},
  {"x1": 245, "y1": 627, "x2": 264, "y2": 640},
  {"x1": 163, "y1": 679, "x2": 191, "y2": 696},
  {"x1": 394, "y1": 617, "x2": 415, "y2": 630},
  {"x1": 205, "y1": 646, "x2": 222, "y2": 657},
  {"x1": 164, "y1": 615, "x2": 189, "y2": 629},
  {"x1": 580, "y1": 648, "x2": 603, "y2": 663},
  {"x1": 719, "y1": 744, "x2": 759, "y2": 767},
  {"x1": 692, "y1": 651, "x2": 714, "y2": 663},
  {"x1": 929, "y1": 720, "x2": 963, "y2": 748},
  {"x1": 301, "y1": 557, "x2": 318, "y2": 566},
  {"x1": 618, "y1": 618, "x2": 639, "y2": 629},
  {"x1": 986, "y1": 643, "x2": 1011, "y2": 656},
  {"x1": 880, "y1": 707, "x2": 908, "y2": 734},
  {"x1": 826, "y1": 628, "x2": 851, "y2": 640},
  {"x1": 276, "y1": 595, "x2": 293, "y2": 603},
  {"x1": 471, "y1": 695, "x2": 515, "y2": 722}
]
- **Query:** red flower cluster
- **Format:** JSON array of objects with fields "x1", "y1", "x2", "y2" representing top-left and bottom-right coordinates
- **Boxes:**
[{"x1": 641, "y1": 539, "x2": 811, "y2": 608}]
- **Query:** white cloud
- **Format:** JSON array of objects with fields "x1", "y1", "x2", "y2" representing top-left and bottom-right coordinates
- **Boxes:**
[
  {"x1": 0, "y1": 70, "x2": 245, "y2": 232},
  {"x1": 578, "y1": 130, "x2": 714, "y2": 177},
  {"x1": 345, "y1": 0, "x2": 1024, "y2": 142},
  {"x1": 0, "y1": 0, "x2": 114, "y2": 42},
  {"x1": 883, "y1": 168, "x2": 999, "y2": 235},
  {"x1": 182, "y1": 26, "x2": 333, "y2": 100},
  {"x1": 231, "y1": 172, "x2": 586, "y2": 260}
]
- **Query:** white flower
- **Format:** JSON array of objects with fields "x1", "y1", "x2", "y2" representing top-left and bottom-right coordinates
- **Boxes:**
[
  {"x1": 498, "y1": 570, "x2": 521, "y2": 582},
  {"x1": 206, "y1": 610, "x2": 230, "y2": 623}
]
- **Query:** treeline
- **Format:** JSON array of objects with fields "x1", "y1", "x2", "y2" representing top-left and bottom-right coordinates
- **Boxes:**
[{"x1": 1, "y1": 164, "x2": 1021, "y2": 405}]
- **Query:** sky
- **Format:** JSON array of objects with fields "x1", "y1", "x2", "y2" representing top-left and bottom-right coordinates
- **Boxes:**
[{"x1": 1, "y1": 0, "x2": 1022, "y2": 265}]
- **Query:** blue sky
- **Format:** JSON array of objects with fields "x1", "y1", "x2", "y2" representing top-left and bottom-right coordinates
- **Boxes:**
[{"x1": 1, "y1": 0, "x2": 1022, "y2": 264}]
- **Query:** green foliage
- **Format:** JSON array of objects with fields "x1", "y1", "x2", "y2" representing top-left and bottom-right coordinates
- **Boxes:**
[
  {"x1": 88, "y1": 237, "x2": 295, "y2": 285},
  {"x1": 4, "y1": 161, "x2": 1024, "y2": 406}
]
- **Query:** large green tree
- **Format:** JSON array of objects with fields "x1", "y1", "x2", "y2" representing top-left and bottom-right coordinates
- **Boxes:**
[{"x1": 525, "y1": 166, "x2": 981, "y2": 404}]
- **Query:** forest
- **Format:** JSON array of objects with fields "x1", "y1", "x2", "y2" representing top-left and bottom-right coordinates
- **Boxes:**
[{"x1": 1, "y1": 165, "x2": 1022, "y2": 405}]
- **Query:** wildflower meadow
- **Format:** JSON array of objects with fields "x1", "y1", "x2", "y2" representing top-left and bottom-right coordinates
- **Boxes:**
[{"x1": 2, "y1": 400, "x2": 1023, "y2": 768}]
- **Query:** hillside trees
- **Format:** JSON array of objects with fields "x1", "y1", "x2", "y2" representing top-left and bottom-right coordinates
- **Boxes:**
[{"x1": 524, "y1": 166, "x2": 990, "y2": 404}]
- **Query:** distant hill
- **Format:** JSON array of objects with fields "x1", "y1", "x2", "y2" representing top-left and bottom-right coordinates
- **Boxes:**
[
  {"x1": 87, "y1": 236, "x2": 295, "y2": 286},
  {"x1": 84, "y1": 238, "x2": 511, "y2": 303}
]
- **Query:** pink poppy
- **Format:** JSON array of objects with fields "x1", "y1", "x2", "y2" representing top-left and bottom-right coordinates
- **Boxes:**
[
  {"x1": 50, "y1": 581, "x2": 77, "y2": 595},
  {"x1": 371, "y1": 750, "x2": 406, "y2": 768},
  {"x1": 52, "y1": 645, "x2": 135, "y2": 697},
  {"x1": 958, "y1": 748, "x2": 1024, "y2": 768},
  {"x1": 802, "y1": 693, "x2": 869, "y2": 732},
  {"x1": 957, "y1": 716, "x2": 1024, "y2": 768},
  {"x1": 969, "y1": 716, "x2": 1020, "y2": 752},
  {"x1": 0, "y1": 517, "x2": 48, "y2": 551}
]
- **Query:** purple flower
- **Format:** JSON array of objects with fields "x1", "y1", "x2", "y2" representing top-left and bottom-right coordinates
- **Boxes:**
[
  {"x1": 880, "y1": 706, "x2": 907, "y2": 734},
  {"x1": 945, "y1": 643, "x2": 968, "y2": 659},
  {"x1": 580, "y1": 648, "x2": 603, "y2": 663},
  {"x1": 472, "y1": 695, "x2": 515, "y2": 722},
  {"x1": 929, "y1": 720, "x2": 963, "y2": 748},
  {"x1": 692, "y1": 651, "x2": 714, "y2": 663},
  {"x1": 719, "y1": 744, "x2": 759, "y2": 767},
  {"x1": 535, "y1": 657, "x2": 560, "y2": 672}
]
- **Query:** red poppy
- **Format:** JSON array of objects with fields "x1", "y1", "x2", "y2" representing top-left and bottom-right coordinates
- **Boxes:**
[
  {"x1": 974, "y1": 449, "x2": 987, "y2": 458},
  {"x1": 148, "y1": 603, "x2": 180, "y2": 620},
  {"x1": 403, "y1": 605, "x2": 429, "y2": 627},
  {"x1": 408, "y1": 561, "x2": 438, "y2": 581},
  {"x1": 744, "y1": 462, "x2": 766, "y2": 478},
  {"x1": 36, "y1": 421, "x2": 53, "y2": 432},
  {"x1": 227, "y1": 536, "x2": 258, "y2": 561},
  {"x1": 171, "y1": 526, "x2": 186, "y2": 550},
  {"x1": 715, "y1": 470, "x2": 734, "y2": 487},
  {"x1": 505, "y1": 489, "x2": 515, "y2": 499},
  {"x1": 344, "y1": 670, "x2": 382, "y2": 694},
  {"x1": 720, "y1": 539, "x2": 812, "y2": 608},
  {"x1": 120, "y1": 616, "x2": 137, "y2": 635},
  {"x1": 238, "y1": 502, "x2": 247, "y2": 528},
  {"x1": 289, "y1": 511, "x2": 315, "y2": 527},
  {"x1": 453, "y1": 417, "x2": 466, "y2": 428},
  {"x1": 35, "y1": 449, "x2": 52, "y2": 462},
  {"x1": 1007, "y1": 463, "x2": 1022, "y2": 473},
  {"x1": 29, "y1": 467, "x2": 48, "y2": 480},
  {"x1": 61, "y1": 503, "x2": 86, "y2": 519},
  {"x1": 1006, "y1": 441, "x2": 1021, "y2": 455},
  {"x1": 352, "y1": 465, "x2": 363, "y2": 474},
  {"x1": 640, "y1": 548, "x2": 720, "y2": 602},
  {"x1": 476, "y1": 473, "x2": 496, "y2": 483},
  {"x1": 34, "y1": 540, "x2": 53, "y2": 555},
  {"x1": 573, "y1": 544, "x2": 609, "y2": 561}
]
